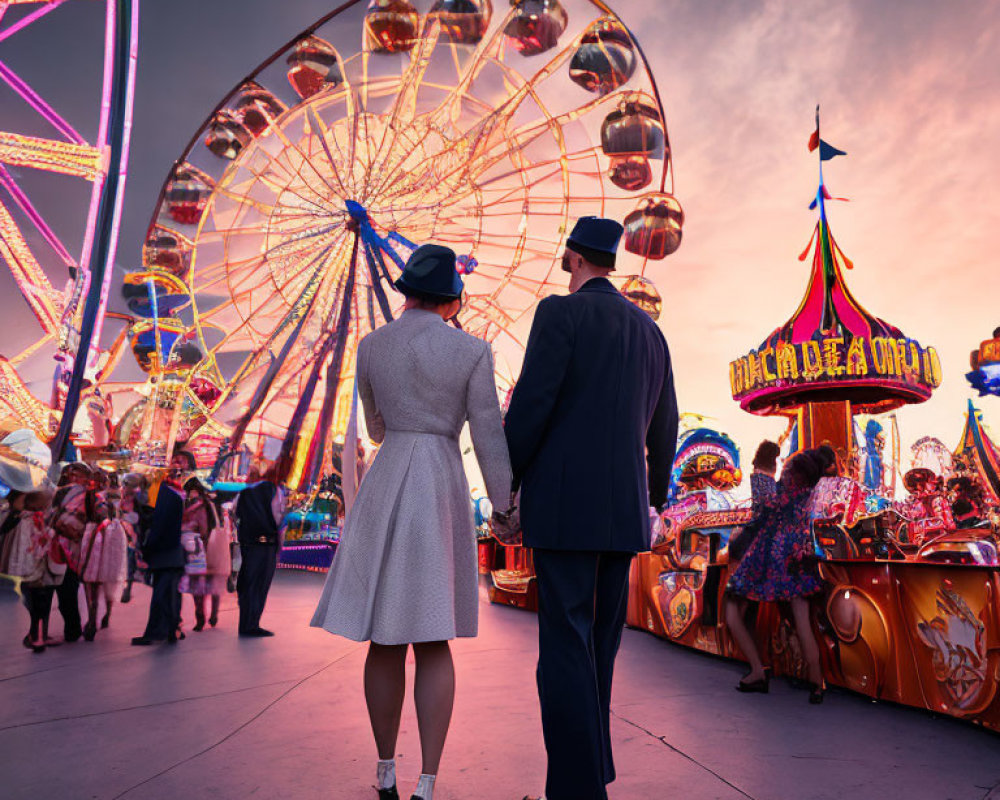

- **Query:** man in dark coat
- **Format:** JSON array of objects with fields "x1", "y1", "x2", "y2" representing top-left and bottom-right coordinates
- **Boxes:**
[
  {"x1": 131, "y1": 450, "x2": 192, "y2": 645},
  {"x1": 235, "y1": 464, "x2": 287, "y2": 637},
  {"x1": 503, "y1": 216, "x2": 678, "y2": 800}
]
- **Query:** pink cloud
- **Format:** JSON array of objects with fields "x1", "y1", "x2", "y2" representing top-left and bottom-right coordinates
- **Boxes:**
[{"x1": 616, "y1": 0, "x2": 1000, "y2": 476}]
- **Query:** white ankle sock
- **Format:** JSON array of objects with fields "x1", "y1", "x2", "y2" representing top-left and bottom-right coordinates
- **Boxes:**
[
  {"x1": 413, "y1": 773, "x2": 436, "y2": 800},
  {"x1": 376, "y1": 759, "x2": 396, "y2": 790}
]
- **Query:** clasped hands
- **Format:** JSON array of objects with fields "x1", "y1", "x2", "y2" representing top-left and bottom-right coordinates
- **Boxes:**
[
  {"x1": 490, "y1": 492, "x2": 522, "y2": 546},
  {"x1": 491, "y1": 496, "x2": 665, "y2": 547}
]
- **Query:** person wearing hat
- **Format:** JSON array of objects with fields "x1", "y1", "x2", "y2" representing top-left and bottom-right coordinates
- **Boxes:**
[
  {"x1": 311, "y1": 243, "x2": 511, "y2": 800},
  {"x1": 501, "y1": 217, "x2": 678, "y2": 800}
]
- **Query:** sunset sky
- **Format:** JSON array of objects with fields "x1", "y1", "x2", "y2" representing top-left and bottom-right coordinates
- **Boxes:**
[{"x1": 1, "y1": 0, "x2": 998, "y2": 480}]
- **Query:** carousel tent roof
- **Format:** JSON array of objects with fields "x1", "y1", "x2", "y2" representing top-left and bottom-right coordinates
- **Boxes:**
[
  {"x1": 731, "y1": 113, "x2": 940, "y2": 416},
  {"x1": 954, "y1": 400, "x2": 1000, "y2": 506}
]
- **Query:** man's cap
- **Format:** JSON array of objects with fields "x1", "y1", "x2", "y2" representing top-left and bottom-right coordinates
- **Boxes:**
[{"x1": 564, "y1": 216, "x2": 624, "y2": 270}]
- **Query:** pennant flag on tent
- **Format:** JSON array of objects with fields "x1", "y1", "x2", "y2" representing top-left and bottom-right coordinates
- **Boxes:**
[
  {"x1": 808, "y1": 184, "x2": 850, "y2": 210},
  {"x1": 808, "y1": 105, "x2": 822, "y2": 151},
  {"x1": 807, "y1": 105, "x2": 847, "y2": 160},
  {"x1": 819, "y1": 140, "x2": 847, "y2": 161}
]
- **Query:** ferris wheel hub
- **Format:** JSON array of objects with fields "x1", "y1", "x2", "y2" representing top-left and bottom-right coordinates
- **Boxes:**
[{"x1": 345, "y1": 199, "x2": 370, "y2": 228}]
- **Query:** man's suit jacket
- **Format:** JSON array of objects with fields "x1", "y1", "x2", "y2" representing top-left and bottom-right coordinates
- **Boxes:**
[
  {"x1": 142, "y1": 483, "x2": 185, "y2": 570},
  {"x1": 504, "y1": 277, "x2": 678, "y2": 553}
]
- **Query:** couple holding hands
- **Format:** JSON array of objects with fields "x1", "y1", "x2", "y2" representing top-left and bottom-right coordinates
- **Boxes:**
[{"x1": 311, "y1": 216, "x2": 678, "y2": 800}]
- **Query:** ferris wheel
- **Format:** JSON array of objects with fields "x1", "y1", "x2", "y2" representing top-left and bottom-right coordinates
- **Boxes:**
[
  {"x1": 0, "y1": 0, "x2": 137, "y2": 453},
  {"x1": 134, "y1": 0, "x2": 683, "y2": 485},
  {"x1": 910, "y1": 436, "x2": 955, "y2": 481}
]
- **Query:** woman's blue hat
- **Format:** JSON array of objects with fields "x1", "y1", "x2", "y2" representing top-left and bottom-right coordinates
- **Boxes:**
[
  {"x1": 395, "y1": 244, "x2": 464, "y2": 301},
  {"x1": 564, "y1": 216, "x2": 624, "y2": 270}
]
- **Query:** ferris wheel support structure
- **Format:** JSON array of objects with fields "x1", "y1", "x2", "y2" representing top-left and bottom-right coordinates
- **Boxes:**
[{"x1": 50, "y1": 0, "x2": 138, "y2": 460}]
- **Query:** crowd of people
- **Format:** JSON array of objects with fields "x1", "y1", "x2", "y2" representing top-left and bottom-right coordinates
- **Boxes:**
[{"x1": 0, "y1": 447, "x2": 287, "y2": 653}]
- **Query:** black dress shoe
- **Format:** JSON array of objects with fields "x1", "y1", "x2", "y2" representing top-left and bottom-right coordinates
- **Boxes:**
[
  {"x1": 131, "y1": 636, "x2": 154, "y2": 646},
  {"x1": 240, "y1": 627, "x2": 275, "y2": 638},
  {"x1": 808, "y1": 682, "x2": 825, "y2": 704},
  {"x1": 736, "y1": 675, "x2": 769, "y2": 693},
  {"x1": 377, "y1": 787, "x2": 399, "y2": 800}
]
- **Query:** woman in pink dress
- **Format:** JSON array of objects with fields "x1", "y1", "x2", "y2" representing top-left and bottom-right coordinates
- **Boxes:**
[
  {"x1": 78, "y1": 492, "x2": 130, "y2": 640},
  {"x1": 178, "y1": 479, "x2": 224, "y2": 631}
]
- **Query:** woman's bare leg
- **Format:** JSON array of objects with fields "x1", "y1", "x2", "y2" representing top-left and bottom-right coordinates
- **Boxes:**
[
  {"x1": 83, "y1": 583, "x2": 99, "y2": 638},
  {"x1": 725, "y1": 597, "x2": 766, "y2": 681},
  {"x1": 412, "y1": 641, "x2": 455, "y2": 775},
  {"x1": 364, "y1": 643, "x2": 408, "y2": 760},
  {"x1": 101, "y1": 585, "x2": 113, "y2": 628},
  {"x1": 791, "y1": 597, "x2": 823, "y2": 686}
]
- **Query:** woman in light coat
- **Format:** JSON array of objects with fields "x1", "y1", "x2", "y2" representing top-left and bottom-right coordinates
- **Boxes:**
[
  {"x1": 78, "y1": 491, "x2": 130, "y2": 640},
  {"x1": 311, "y1": 244, "x2": 511, "y2": 800}
]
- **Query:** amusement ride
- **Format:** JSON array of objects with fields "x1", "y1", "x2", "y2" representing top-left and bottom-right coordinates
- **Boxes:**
[
  {"x1": 0, "y1": 0, "x2": 138, "y2": 458},
  {"x1": 2, "y1": 0, "x2": 1000, "y2": 738}
]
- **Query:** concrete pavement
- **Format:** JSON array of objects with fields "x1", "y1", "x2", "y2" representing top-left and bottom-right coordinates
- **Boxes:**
[{"x1": 1, "y1": 571, "x2": 998, "y2": 800}]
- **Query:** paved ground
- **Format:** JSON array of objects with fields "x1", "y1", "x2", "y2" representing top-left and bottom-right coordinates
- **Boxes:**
[{"x1": 1, "y1": 571, "x2": 998, "y2": 800}]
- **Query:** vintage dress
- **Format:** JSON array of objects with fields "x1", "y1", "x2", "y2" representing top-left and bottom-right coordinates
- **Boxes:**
[
  {"x1": 727, "y1": 483, "x2": 823, "y2": 602},
  {"x1": 2, "y1": 511, "x2": 65, "y2": 588},
  {"x1": 311, "y1": 309, "x2": 512, "y2": 645},
  {"x1": 78, "y1": 519, "x2": 128, "y2": 591},
  {"x1": 179, "y1": 501, "x2": 223, "y2": 595},
  {"x1": 750, "y1": 471, "x2": 777, "y2": 514}
]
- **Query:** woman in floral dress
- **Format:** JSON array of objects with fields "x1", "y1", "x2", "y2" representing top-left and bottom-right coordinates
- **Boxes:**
[
  {"x1": 724, "y1": 449, "x2": 826, "y2": 702},
  {"x1": 728, "y1": 440, "x2": 780, "y2": 563}
]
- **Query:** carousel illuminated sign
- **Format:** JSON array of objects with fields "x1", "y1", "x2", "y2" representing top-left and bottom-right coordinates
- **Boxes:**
[{"x1": 730, "y1": 335, "x2": 942, "y2": 400}]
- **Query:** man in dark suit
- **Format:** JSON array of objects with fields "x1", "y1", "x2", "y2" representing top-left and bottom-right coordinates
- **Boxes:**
[
  {"x1": 503, "y1": 217, "x2": 678, "y2": 800},
  {"x1": 131, "y1": 450, "x2": 193, "y2": 645},
  {"x1": 235, "y1": 464, "x2": 287, "y2": 637}
]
